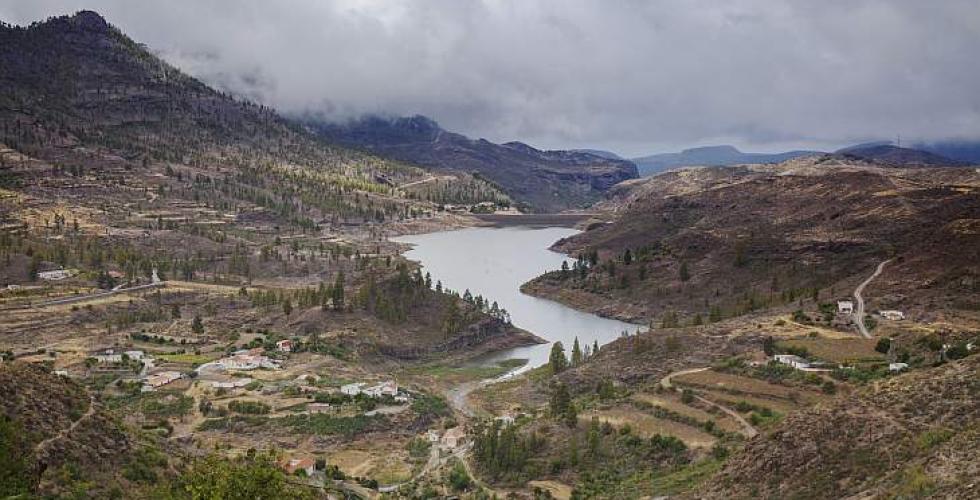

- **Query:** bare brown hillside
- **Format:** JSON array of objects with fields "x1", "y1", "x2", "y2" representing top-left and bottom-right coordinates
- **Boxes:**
[
  {"x1": 524, "y1": 159, "x2": 980, "y2": 326},
  {"x1": 696, "y1": 354, "x2": 980, "y2": 499}
]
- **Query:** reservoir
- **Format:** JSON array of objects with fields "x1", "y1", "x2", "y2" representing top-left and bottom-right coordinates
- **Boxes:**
[{"x1": 392, "y1": 226, "x2": 645, "y2": 376}]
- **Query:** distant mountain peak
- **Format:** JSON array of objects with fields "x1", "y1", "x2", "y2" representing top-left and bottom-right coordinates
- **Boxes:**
[
  {"x1": 681, "y1": 145, "x2": 741, "y2": 155},
  {"x1": 71, "y1": 10, "x2": 109, "y2": 30}
]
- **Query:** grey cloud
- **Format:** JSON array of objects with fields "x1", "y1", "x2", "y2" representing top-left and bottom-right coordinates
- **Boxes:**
[{"x1": 2, "y1": 0, "x2": 979, "y2": 155}]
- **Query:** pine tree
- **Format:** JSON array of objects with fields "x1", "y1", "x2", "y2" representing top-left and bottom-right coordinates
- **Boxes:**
[
  {"x1": 549, "y1": 342, "x2": 568, "y2": 374},
  {"x1": 587, "y1": 415, "x2": 601, "y2": 459},
  {"x1": 191, "y1": 314, "x2": 204, "y2": 334},
  {"x1": 679, "y1": 261, "x2": 690, "y2": 282},
  {"x1": 571, "y1": 337, "x2": 583, "y2": 366},
  {"x1": 332, "y1": 271, "x2": 345, "y2": 310}
]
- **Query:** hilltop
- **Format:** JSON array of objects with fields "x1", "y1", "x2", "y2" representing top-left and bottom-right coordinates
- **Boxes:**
[
  {"x1": 833, "y1": 144, "x2": 969, "y2": 167},
  {"x1": 306, "y1": 114, "x2": 638, "y2": 212},
  {"x1": 524, "y1": 156, "x2": 980, "y2": 327},
  {"x1": 631, "y1": 145, "x2": 820, "y2": 176}
]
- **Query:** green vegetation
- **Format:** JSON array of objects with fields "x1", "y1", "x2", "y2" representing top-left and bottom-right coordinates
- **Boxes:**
[
  {"x1": 411, "y1": 393, "x2": 452, "y2": 420},
  {"x1": 0, "y1": 416, "x2": 32, "y2": 497},
  {"x1": 173, "y1": 453, "x2": 314, "y2": 499},
  {"x1": 228, "y1": 400, "x2": 271, "y2": 415}
]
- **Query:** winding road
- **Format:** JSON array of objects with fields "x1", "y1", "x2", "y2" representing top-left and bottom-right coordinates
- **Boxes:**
[
  {"x1": 852, "y1": 259, "x2": 891, "y2": 339},
  {"x1": 660, "y1": 367, "x2": 758, "y2": 439}
]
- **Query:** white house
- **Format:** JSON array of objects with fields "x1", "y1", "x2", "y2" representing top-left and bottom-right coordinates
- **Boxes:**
[
  {"x1": 276, "y1": 339, "x2": 293, "y2": 352},
  {"x1": 143, "y1": 371, "x2": 182, "y2": 390},
  {"x1": 889, "y1": 362, "x2": 909, "y2": 372},
  {"x1": 211, "y1": 378, "x2": 252, "y2": 389},
  {"x1": 364, "y1": 380, "x2": 399, "y2": 398},
  {"x1": 495, "y1": 414, "x2": 516, "y2": 426},
  {"x1": 38, "y1": 268, "x2": 75, "y2": 281},
  {"x1": 837, "y1": 300, "x2": 854, "y2": 314},
  {"x1": 879, "y1": 310, "x2": 905, "y2": 321},
  {"x1": 773, "y1": 354, "x2": 811, "y2": 370},
  {"x1": 341, "y1": 382, "x2": 366, "y2": 396}
]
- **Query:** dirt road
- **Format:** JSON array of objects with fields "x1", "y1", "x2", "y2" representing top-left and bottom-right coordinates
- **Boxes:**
[
  {"x1": 853, "y1": 259, "x2": 891, "y2": 339},
  {"x1": 660, "y1": 367, "x2": 758, "y2": 438}
]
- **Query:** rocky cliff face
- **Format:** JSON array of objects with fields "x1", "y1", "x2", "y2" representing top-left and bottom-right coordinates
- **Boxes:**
[{"x1": 306, "y1": 115, "x2": 639, "y2": 212}]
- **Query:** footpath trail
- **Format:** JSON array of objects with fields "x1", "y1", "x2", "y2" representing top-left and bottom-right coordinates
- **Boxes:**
[
  {"x1": 853, "y1": 259, "x2": 892, "y2": 339},
  {"x1": 660, "y1": 367, "x2": 758, "y2": 439},
  {"x1": 34, "y1": 395, "x2": 97, "y2": 455}
]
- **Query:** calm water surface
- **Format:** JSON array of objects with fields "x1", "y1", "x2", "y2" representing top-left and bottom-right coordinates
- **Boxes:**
[{"x1": 392, "y1": 226, "x2": 645, "y2": 377}]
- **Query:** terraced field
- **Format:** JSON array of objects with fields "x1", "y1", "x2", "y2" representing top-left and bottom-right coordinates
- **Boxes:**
[
  {"x1": 631, "y1": 392, "x2": 743, "y2": 433},
  {"x1": 585, "y1": 407, "x2": 718, "y2": 448}
]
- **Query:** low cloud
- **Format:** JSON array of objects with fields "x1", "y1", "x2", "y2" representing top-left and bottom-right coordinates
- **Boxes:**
[{"x1": 4, "y1": 0, "x2": 979, "y2": 155}]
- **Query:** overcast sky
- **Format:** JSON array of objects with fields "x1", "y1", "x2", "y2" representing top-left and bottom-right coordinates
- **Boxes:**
[{"x1": 3, "y1": 0, "x2": 979, "y2": 156}]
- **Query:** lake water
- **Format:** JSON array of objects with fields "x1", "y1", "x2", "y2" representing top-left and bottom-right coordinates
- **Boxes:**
[{"x1": 392, "y1": 226, "x2": 645, "y2": 377}]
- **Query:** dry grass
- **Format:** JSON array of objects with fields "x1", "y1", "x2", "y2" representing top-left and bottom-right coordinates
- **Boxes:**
[
  {"x1": 673, "y1": 370, "x2": 804, "y2": 400},
  {"x1": 631, "y1": 392, "x2": 742, "y2": 433},
  {"x1": 778, "y1": 337, "x2": 884, "y2": 363},
  {"x1": 528, "y1": 480, "x2": 573, "y2": 500},
  {"x1": 696, "y1": 389, "x2": 801, "y2": 414},
  {"x1": 586, "y1": 407, "x2": 717, "y2": 448}
]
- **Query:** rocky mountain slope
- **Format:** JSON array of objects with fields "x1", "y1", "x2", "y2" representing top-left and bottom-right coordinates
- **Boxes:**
[
  {"x1": 306, "y1": 114, "x2": 639, "y2": 212},
  {"x1": 698, "y1": 354, "x2": 979, "y2": 499},
  {"x1": 631, "y1": 145, "x2": 820, "y2": 176},
  {"x1": 524, "y1": 157, "x2": 980, "y2": 324}
]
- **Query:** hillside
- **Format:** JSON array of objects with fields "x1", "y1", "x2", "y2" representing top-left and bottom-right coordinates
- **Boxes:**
[
  {"x1": 523, "y1": 157, "x2": 980, "y2": 326},
  {"x1": 631, "y1": 145, "x2": 819, "y2": 176},
  {"x1": 698, "y1": 354, "x2": 979, "y2": 499},
  {"x1": 0, "y1": 12, "x2": 544, "y2": 496},
  {"x1": 834, "y1": 144, "x2": 969, "y2": 167},
  {"x1": 306, "y1": 114, "x2": 639, "y2": 212}
]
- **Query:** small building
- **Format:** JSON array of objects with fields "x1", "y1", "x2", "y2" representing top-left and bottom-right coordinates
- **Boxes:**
[
  {"x1": 837, "y1": 300, "x2": 854, "y2": 314},
  {"x1": 879, "y1": 310, "x2": 905, "y2": 321},
  {"x1": 442, "y1": 427, "x2": 466, "y2": 448},
  {"x1": 364, "y1": 380, "x2": 398, "y2": 398},
  {"x1": 211, "y1": 378, "x2": 252, "y2": 389},
  {"x1": 308, "y1": 403, "x2": 332, "y2": 414},
  {"x1": 124, "y1": 350, "x2": 145, "y2": 361},
  {"x1": 53, "y1": 369, "x2": 69, "y2": 377},
  {"x1": 341, "y1": 382, "x2": 366, "y2": 396},
  {"x1": 276, "y1": 339, "x2": 293, "y2": 352},
  {"x1": 38, "y1": 268, "x2": 75, "y2": 281},
  {"x1": 425, "y1": 429, "x2": 440, "y2": 443},
  {"x1": 495, "y1": 414, "x2": 516, "y2": 426},
  {"x1": 143, "y1": 371, "x2": 182, "y2": 390},
  {"x1": 280, "y1": 456, "x2": 316, "y2": 476},
  {"x1": 889, "y1": 362, "x2": 909, "y2": 372},
  {"x1": 773, "y1": 354, "x2": 811, "y2": 370},
  {"x1": 93, "y1": 349, "x2": 123, "y2": 364}
]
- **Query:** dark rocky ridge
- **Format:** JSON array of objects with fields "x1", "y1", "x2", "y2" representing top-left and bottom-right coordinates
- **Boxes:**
[{"x1": 305, "y1": 114, "x2": 639, "y2": 212}]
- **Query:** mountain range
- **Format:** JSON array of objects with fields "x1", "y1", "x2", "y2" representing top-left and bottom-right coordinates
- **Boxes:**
[
  {"x1": 304, "y1": 115, "x2": 639, "y2": 212},
  {"x1": 629, "y1": 142, "x2": 974, "y2": 176},
  {"x1": 630, "y1": 145, "x2": 821, "y2": 176}
]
